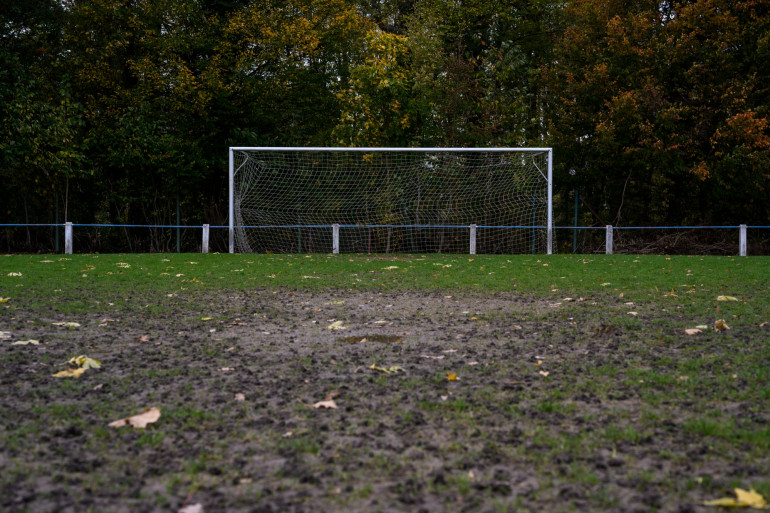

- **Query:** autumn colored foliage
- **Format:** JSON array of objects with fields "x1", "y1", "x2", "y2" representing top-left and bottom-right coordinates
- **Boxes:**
[{"x1": 1, "y1": 0, "x2": 768, "y2": 251}]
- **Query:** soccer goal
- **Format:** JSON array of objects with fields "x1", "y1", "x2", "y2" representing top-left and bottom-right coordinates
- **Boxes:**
[{"x1": 229, "y1": 147, "x2": 553, "y2": 254}]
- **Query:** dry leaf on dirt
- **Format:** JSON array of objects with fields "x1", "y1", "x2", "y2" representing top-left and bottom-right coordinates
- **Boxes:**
[
  {"x1": 369, "y1": 363, "x2": 405, "y2": 374},
  {"x1": 68, "y1": 355, "x2": 101, "y2": 369},
  {"x1": 52, "y1": 322, "x2": 81, "y2": 328},
  {"x1": 716, "y1": 295, "x2": 739, "y2": 302},
  {"x1": 12, "y1": 339, "x2": 40, "y2": 345},
  {"x1": 312, "y1": 399, "x2": 338, "y2": 409},
  {"x1": 704, "y1": 487, "x2": 768, "y2": 508},
  {"x1": 178, "y1": 503, "x2": 204, "y2": 513},
  {"x1": 684, "y1": 328, "x2": 702, "y2": 335},
  {"x1": 234, "y1": 393, "x2": 245, "y2": 401},
  {"x1": 420, "y1": 354, "x2": 444, "y2": 360},
  {"x1": 714, "y1": 319, "x2": 730, "y2": 332},
  {"x1": 538, "y1": 370, "x2": 550, "y2": 377},
  {"x1": 109, "y1": 407, "x2": 161, "y2": 428},
  {"x1": 52, "y1": 367, "x2": 87, "y2": 378},
  {"x1": 326, "y1": 320, "x2": 348, "y2": 330},
  {"x1": 0, "y1": 331, "x2": 11, "y2": 339}
]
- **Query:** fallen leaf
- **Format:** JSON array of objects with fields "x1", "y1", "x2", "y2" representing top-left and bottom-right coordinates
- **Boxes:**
[
  {"x1": 664, "y1": 289, "x2": 678, "y2": 298},
  {"x1": 627, "y1": 312, "x2": 638, "y2": 316},
  {"x1": 420, "y1": 354, "x2": 445, "y2": 360},
  {"x1": 704, "y1": 487, "x2": 768, "y2": 508},
  {"x1": 369, "y1": 363, "x2": 405, "y2": 374},
  {"x1": 52, "y1": 322, "x2": 80, "y2": 328},
  {"x1": 312, "y1": 399, "x2": 338, "y2": 409},
  {"x1": 696, "y1": 324, "x2": 709, "y2": 329},
  {"x1": 179, "y1": 504, "x2": 204, "y2": 513},
  {"x1": 717, "y1": 295, "x2": 739, "y2": 302},
  {"x1": 0, "y1": 297, "x2": 9, "y2": 303},
  {"x1": 234, "y1": 393, "x2": 245, "y2": 401},
  {"x1": 538, "y1": 370, "x2": 550, "y2": 377},
  {"x1": 684, "y1": 328, "x2": 702, "y2": 335},
  {"x1": 759, "y1": 322, "x2": 768, "y2": 328},
  {"x1": 109, "y1": 407, "x2": 161, "y2": 428},
  {"x1": 0, "y1": 331, "x2": 11, "y2": 339},
  {"x1": 200, "y1": 317, "x2": 213, "y2": 321},
  {"x1": 52, "y1": 367, "x2": 87, "y2": 378},
  {"x1": 136, "y1": 335, "x2": 150, "y2": 342},
  {"x1": 446, "y1": 372, "x2": 458, "y2": 381},
  {"x1": 12, "y1": 339, "x2": 40, "y2": 345},
  {"x1": 68, "y1": 355, "x2": 101, "y2": 369},
  {"x1": 714, "y1": 319, "x2": 730, "y2": 332},
  {"x1": 326, "y1": 320, "x2": 347, "y2": 330}
]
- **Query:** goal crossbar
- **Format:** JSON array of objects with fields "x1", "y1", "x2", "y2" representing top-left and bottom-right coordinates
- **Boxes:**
[{"x1": 229, "y1": 147, "x2": 553, "y2": 254}]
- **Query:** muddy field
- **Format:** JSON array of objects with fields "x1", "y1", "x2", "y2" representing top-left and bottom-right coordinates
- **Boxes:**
[{"x1": 1, "y1": 288, "x2": 768, "y2": 512}]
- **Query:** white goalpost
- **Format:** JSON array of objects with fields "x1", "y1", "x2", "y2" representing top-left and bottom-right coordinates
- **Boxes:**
[{"x1": 228, "y1": 147, "x2": 553, "y2": 255}]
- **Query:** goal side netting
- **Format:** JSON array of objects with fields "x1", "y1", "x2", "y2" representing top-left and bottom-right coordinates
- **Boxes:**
[{"x1": 228, "y1": 147, "x2": 553, "y2": 254}]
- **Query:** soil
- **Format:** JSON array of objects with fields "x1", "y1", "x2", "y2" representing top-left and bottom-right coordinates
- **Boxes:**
[{"x1": 1, "y1": 288, "x2": 766, "y2": 512}]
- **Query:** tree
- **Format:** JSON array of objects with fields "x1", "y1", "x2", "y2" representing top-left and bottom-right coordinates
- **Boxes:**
[{"x1": 545, "y1": 0, "x2": 770, "y2": 225}]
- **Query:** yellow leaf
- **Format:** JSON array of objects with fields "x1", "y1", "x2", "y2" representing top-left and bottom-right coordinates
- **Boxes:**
[
  {"x1": 12, "y1": 339, "x2": 40, "y2": 345},
  {"x1": 326, "y1": 320, "x2": 347, "y2": 330},
  {"x1": 446, "y1": 371, "x2": 458, "y2": 381},
  {"x1": 714, "y1": 319, "x2": 730, "y2": 332},
  {"x1": 717, "y1": 295, "x2": 739, "y2": 302},
  {"x1": 201, "y1": 317, "x2": 213, "y2": 321},
  {"x1": 52, "y1": 322, "x2": 81, "y2": 328},
  {"x1": 0, "y1": 297, "x2": 10, "y2": 303},
  {"x1": 109, "y1": 407, "x2": 161, "y2": 429},
  {"x1": 704, "y1": 487, "x2": 768, "y2": 508},
  {"x1": 52, "y1": 367, "x2": 86, "y2": 378},
  {"x1": 369, "y1": 363, "x2": 404, "y2": 374},
  {"x1": 68, "y1": 355, "x2": 101, "y2": 369}
]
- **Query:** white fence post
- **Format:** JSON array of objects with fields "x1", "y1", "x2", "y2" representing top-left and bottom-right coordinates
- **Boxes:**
[
  {"x1": 469, "y1": 224, "x2": 477, "y2": 255},
  {"x1": 332, "y1": 224, "x2": 340, "y2": 254},
  {"x1": 606, "y1": 225, "x2": 613, "y2": 255},
  {"x1": 202, "y1": 224, "x2": 210, "y2": 254},
  {"x1": 739, "y1": 224, "x2": 747, "y2": 256},
  {"x1": 64, "y1": 222, "x2": 73, "y2": 255}
]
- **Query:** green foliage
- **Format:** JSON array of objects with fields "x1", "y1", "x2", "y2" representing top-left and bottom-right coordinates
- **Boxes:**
[{"x1": 1, "y1": 0, "x2": 769, "y2": 246}]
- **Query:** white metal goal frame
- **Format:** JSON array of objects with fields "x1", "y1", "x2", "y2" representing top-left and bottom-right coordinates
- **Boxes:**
[{"x1": 228, "y1": 146, "x2": 553, "y2": 255}]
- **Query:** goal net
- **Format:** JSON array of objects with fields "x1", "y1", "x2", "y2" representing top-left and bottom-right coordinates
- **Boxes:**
[{"x1": 229, "y1": 147, "x2": 553, "y2": 254}]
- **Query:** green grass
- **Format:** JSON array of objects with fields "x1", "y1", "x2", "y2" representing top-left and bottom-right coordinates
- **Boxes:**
[{"x1": 2, "y1": 253, "x2": 768, "y2": 299}]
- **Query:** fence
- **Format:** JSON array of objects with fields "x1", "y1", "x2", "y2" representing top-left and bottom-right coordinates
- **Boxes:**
[{"x1": 2, "y1": 223, "x2": 769, "y2": 255}]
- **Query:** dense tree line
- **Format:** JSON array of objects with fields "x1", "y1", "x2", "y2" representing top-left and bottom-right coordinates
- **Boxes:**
[{"x1": 1, "y1": 0, "x2": 768, "y2": 252}]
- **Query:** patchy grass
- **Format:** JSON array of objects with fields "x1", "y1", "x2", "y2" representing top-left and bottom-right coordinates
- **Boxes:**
[{"x1": 0, "y1": 254, "x2": 768, "y2": 512}]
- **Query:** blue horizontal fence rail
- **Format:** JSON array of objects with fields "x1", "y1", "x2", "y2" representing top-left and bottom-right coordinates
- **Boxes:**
[{"x1": 2, "y1": 223, "x2": 768, "y2": 255}]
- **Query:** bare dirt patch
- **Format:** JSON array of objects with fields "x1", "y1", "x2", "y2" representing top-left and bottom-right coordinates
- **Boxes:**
[{"x1": 1, "y1": 289, "x2": 767, "y2": 512}]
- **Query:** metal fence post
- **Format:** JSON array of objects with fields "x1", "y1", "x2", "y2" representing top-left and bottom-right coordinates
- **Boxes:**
[
  {"x1": 469, "y1": 224, "x2": 477, "y2": 255},
  {"x1": 332, "y1": 224, "x2": 340, "y2": 254},
  {"x1": 64, "y1": 222, "x2": 73, "y2": 255},
  {"x1": 739, "y1": 224, "x2": 747, "y2": 256},
  {"x1": 202, "y1": 224, "x2": 210, "y2": 254},
  {"x1": 606, "y1": 225, "x2": 613, "y2": 255}
]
